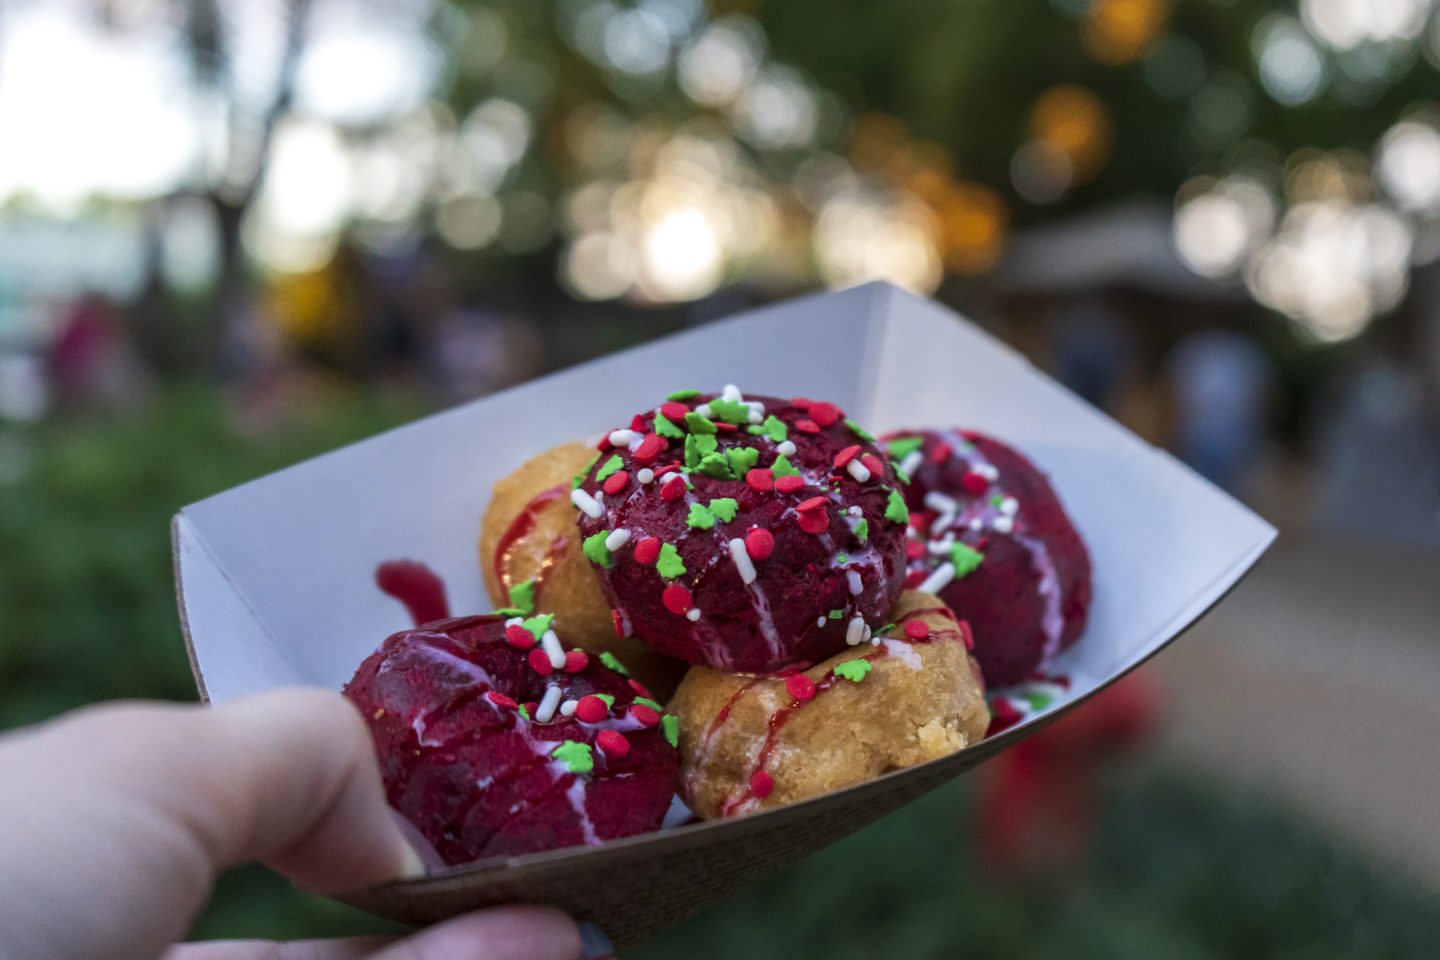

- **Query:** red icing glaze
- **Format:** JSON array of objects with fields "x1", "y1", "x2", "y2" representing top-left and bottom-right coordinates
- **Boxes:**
[
  {"x1": 491, "y1": 483, "x2": 568, "y2": 603},
  {"x1": 344, "y1": 614, "x2": 678, "y2": 863},
  {"x1": 376, "y1": 560, "x2": 450, "y2": 627},
  {"x1": 575, "y1": 393, "x2": 908, "y2": 673}
]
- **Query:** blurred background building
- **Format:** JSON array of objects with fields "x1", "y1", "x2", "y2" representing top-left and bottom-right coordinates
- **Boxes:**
[{"x1": 2, "y1": 0, "x2": 1440, "y2": 955}]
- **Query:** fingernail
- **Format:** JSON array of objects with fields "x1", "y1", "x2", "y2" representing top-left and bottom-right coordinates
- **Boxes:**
[
  {"x1": 390, "y1": 809, "x2": 445, "y2": 878},
  {"x1": 578, "y1": 922, "x2": 614, "y2": 959}
]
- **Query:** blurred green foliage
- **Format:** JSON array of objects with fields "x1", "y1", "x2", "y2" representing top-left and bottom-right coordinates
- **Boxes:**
[{"x1": 2, "y1": 387, "x2": 1438, "y2": 954}]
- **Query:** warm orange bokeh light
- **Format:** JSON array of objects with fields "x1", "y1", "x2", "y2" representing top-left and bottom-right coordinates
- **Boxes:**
[
  {"x1": 931, "y1": 181, "x2": 1009, "y2": 275},
  {"x1": 1029, "y1": 84, "x2": 1113, "y2": 182},
  {"x1": 1080, "y1": 0, "x2": 1169, "y2": 65}
]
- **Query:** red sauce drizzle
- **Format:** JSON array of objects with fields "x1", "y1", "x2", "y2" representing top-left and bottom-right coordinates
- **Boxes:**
[
  {"x1": 376, "y1": 560, "x2": 450, "y2": 627},
  {"x1": 493, "y1": 483, "x2": 568, "y2": 600}
]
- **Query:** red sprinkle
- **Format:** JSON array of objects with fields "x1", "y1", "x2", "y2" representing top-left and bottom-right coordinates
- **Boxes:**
[
  {"x1": 715, "y1": 422, "x2": 739, "y2": 432},
  {"x1": 796, "y1": 495, "x2": 828, "y2": 512},
  {"x1": 630, "y1": 703, "x2": 661, "y2": 727},
  {"x1": 630, "y1": 414, "x2": 648, "y2": 432},
  {"x1": 861, "y1": 453, "x2": 884, "y2": 476},
  {"x1": 527, "y1": 648, "x2": 553, "y2": 675},
  {"x1": 660, "y1": 401, "x2": 690, "y2": 420},
  {"x1": 634, "y1": 434, "x2": 665, "y2": 464},
  {"x1": 575, "y1": 695, "x2": 608, "y2": 723},
  {"x1": 959, "y1": 620, "x2": 975, "y2": 650},
  {"x1": 795, "y1": 419, "x2": 820, "y2": 434},
  {"x1": 662, "y1": 584, "x2": 693, "y2": 614},
  {"x1": 505, "y1": 625, "x2": 536, "y2": 650},
  {"x1": 904, "y1": 619, "x2": 931, "y2": 639},
  {"x1": 809, "y1": 401, "x2": 842, "y2": 426},
  {"x1": 597, "y1": 729, "x2": 630, "y2": 757},
  {"x1": 791, "y1": 397, "x2": 812, "y2": 410},
  {"x1": 750, "y1": 770, "x2": 775, "y2": 799},
  {"x1": 564, "y1": 650, "x2": 590, "y2": 673},
  {"x1": 775, "y1": 475, "x2": 805, "y2": 493},
  {"x1": 931, "y1": 442, "x2": 952, "y2": 464},
  {"x1": 746, "y1": 468, "x2": 774, "y2": 492},
  {"x1": 798, "y1": 509, "x2": 829, "y2": 534},
  {"x1": 603, "y1": 470, "x2": 630, "y2": 495},
  {"x1": 833, "y1": 445, "x2": 861, "y2": 468},
  {"x1": 633, "y1": 536, "x2": 661, "y2": 564},
  {"x1": 611, "y1": 609, "x2": 624, "y2": 637},
  {"x1": 486, "y1": 691, "x2": 518, "y2": 709},
  {"x1": 906, "y1": 539, "x2": 926, "y2": 559},
  {"x1": 785, "y1": 674, "x2": 816, "y2": 700},
  {"x1": 525, "y1": 701, "x2": 539, "y2": 716},
  {"x1": 628, "y1": 678, "x2": 653, "y2": 699},
  {"x1": 661, "y1": 476, "x2": 687, "y2": 500},
  {"x1": 961, "y1": 471, "x2": 989, "y2": 495},
  {"x1": 745, "y1": 528, "x2": 775, "y2": 560}
]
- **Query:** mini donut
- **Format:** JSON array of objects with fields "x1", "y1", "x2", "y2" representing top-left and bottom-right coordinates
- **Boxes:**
[
  {"x1": 571, "y1": 387, "x2": 909, "y2": 674},
  {"x1": 882, "y1": 429, "x2": 1092, "y2": 688},
  {"x1": 344, "y1": 613, "x2": 680, "y2": 863},
  {"x1": 480, "y1": 441, "x2": 687, "y2": 699},
  {"x1": 669, "y1": 591, "x2": 989, "y2": 819}
]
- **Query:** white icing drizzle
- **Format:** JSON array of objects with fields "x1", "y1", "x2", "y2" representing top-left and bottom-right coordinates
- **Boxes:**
[{"x1": 879, "y1": 637, "x2": 924, "y2": 670}]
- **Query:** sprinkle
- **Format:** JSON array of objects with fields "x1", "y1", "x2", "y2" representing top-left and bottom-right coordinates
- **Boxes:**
[
  {"x1": 885, "y1": 489, "x2": 909, "y2": 524},
  {"x1": 527, "y1": 647, "x2": 554, "y2": 675},
  {"x1": 709, "y1": 497, "x2": 739, "y2": 522},
  {"x1": 708, "y1": 398, "x2": 752, "y2": 425},
  {"x1": 799, "y1": 508, "x2": 829, "y2": 534},
  {"x1": 662, "y1": 714, "x2": 680, "y2": 747},
  {"x1": 611, "y1": 609, "x2": 624, "y2": 636},
  {"x1": 629, "y1": 678, "x2": 654, "y2": 699},
  {"x1": 541, "y1": 629, "x2": 566, "y2": 669},
  {"x1": 633, "y1": 536, "x2": 661, "y2": 565},
  {"x1": 834, "y1": 445, "x2": 862, "y2": 468},
  {"x1": 961, "y1": 471, "x2": 988, "y2": 495},
  {"x1": 687, "y1": 502, "x2": 715, "y2": 529},
  {"x1": 486, "y1": 691, "x2": 518, "y2": 709},
  {"x1": 636, "y1": 467, "x2": 655, "y2": 484},
  {"x1": 829, "y1": 609, "x2": 844, "y2": 619},
  {"x1": 744, "y1": 527, "x2": 775, "y2": 560},
  {"x1": 746, "y1": 468, "x2": 774, "y2": 492},
  {"x1": 904, "y1": 620, "x2": 931, "y2": 639},
  {"x1": 817, "y1": 617, "x2": 826, "y2": 627},
  {"x1": 854, "y1": 518, "x2": 869, "y2": 541},
  {"x1": 776, "y1": 475, "x2": 804, "y2": 493},
  {"x1": 607, "y1": 430, "x2": 636, "y2": 447},
  {"x1": 600, "y1": 651, "x2": 629, "y2": 675},
  {"x1": 729, "y1": 538, "x2": 757, "y2": 584},
  {"x1": 505, "y1": 624, "x2": 537, "y2": 650},
  {"x1": 846, "y1": 459, "x2": 871, "y2": 482},
  {"x1": 932, "y1": 442, "x2": 953, "y2": 463},
  {"x1": 564, "y1": 649, "x2": 590, "y2": 673},
  {"x1": 758, "y1": 414, "x2": 787, "y2": 443},
  {"x1": 560, "y1": 699, "x2": 578, "y2": 717},
  {"x1": 666, "y1": 388, "x2": 701, "y2": 402},
  {"x1": 552, "y1": 740, "x2": 593, "y2": 774},
  {"x1": 722, "y1": 383, "x2": 743, "y2": 402},
  {"x1": 845, "y1": 616, "x2": 865, "y2": 646},
  {"x1": 834, "y1": 659, "x2": 872, "y2": 682},
  {"x1": 917, "y1": 561, "x2": 956, "y2": 594},
  {"x1": 519, "y1": 704, "x2": 533, "y2": 720},
  {"x1": 809, "y1": 401, "x2": 842, "y2": 426},
  {"x1": 660, "y1": 401, "x2": 690, "y2": 420},
  {"x1": 786, "y1": 674, "x2": 816, "y2": 699},
  {"x1": 796, "y1": 419, "x2": 820, "y2": 434},
  {"x1": 792, "y1": 397, "x2": 812, "y2": 410},
  {"x1": 695, "y1": 403, "x2": 711, "y2": 417},
  {"x1": 887, "y1": 436, "x2": 924, "y2": 459},
  {"x1": 950, "y1": 543, "x2": 984, "y2": 578},
  {"x1": 597, "y1": 729, "x2": 630, "y2": 757},
  {"x1": 1000, "y1": 497, "x2": 1019, "y2": 515},
  {"x1": 571, "y1": 489, "x2": 604, "y2": 518},
  {"x1": 994, "y1": 515, "x2": 1014, "y2": 534},
  {"x1": 654, "y1": 413, "x2": 684, "y2": 439},
  {"x1": 777, "y1": 440, "x2": 797, "y2": 456},
  {"x1": 697, "y1": 451, "x2": 734, "y2": 479},
  {"x1": 924, "y1": 491, "x2": 958, "y2": 514},
  {"x1": 686, "y1": 607, "x2": 701, "y2": 621},
  {"x1": 977, "y1": 463, "x2": 999, "y2": 481},
  {"x1": 847, "y1": 570, "x2": 863, "y2": 596},
  {"x1": 750, "y1": 770, "x2": 774, "y2": 798},
  {"x1": 582, "y1": 532, "x2": 614, "y2": 568},
  {"x1": 630, "y1": 703, "x2": 660, "y2": 727},
  {"x1": 663, "y1": 584, "x2": 694, "y2": 614},
  {"x1": 522, "y1": 613, "x2": 554, "y2": 638},
  {"x1": 797, "y1": 495, "x2": 827, "y2": 512},
  {"x1": 747, "y1": 402, "x2": 764, "y2": 423},
  {"x1": 771, "y1": 453, "x2": 801, "y2": 477},
  {"x1": 634, "y1": 434, "x2": 665, "y2": 464},
  {"x1": 656, "y1": 543, "x2": 687, "y2": 577},
  {"x1": 603, "y1": 528, "x2": 631, "y2": 552},
  {"x1": 535, "y1": 684, "x2": 563, "y2": 723},
  {"x1": 684, "y1": 411, "x2": 717, "y2": 434},
  {"x1": 725, "y1": 446, "x2": 759, "y2": 475},
  {"x1": 844, "y1": 418, "x2": 875, "y2": 442},
  {"x1": 506, "y1": 579, "x2": 536, "y2": 616},
  {"x1": 575, "y1": 695, "x2": 608, "y2": 723},
  {"x1": 861, "y1": 453, "x2": 884, "y2": 476},
  {"x1": 907, "y1": 539, "x2": 926, "y2": 559},
  {"x1": 661, "y1": 475, "x2": 687, "y2": 500}
]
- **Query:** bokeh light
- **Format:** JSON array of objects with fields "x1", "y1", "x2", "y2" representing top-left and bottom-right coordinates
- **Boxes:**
[
  {"x1": 1173, "y1": 175, "x2": 1276, "y2": 277},
  {"x1": 1080, "y1": 0, "x2": 1170, "y2": 65},
  {"x1": 1376, "y1": 116, "x2": 1440, "y2": 213},
  {"x1": 1253, "y1": 15, "x2": 1328, "y2": 106},
  {"x1": 1029, "y1": 85, "x2": 1112, "y2": 183}
]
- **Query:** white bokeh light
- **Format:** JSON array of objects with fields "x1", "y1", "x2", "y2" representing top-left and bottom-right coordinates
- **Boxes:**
[
  {"x1": 678, "y1": 17, "x2": 765, "y2": 107},
  {"x1": 639, "y1": 207, "x2": 724, "y2": 300},
  {"x1": 813, "y1": 189, "x2": 942, "y2": 294},
  {"x1": 1254, "y1": 15, "x2": 1328, "y2": 106},
  {"x1": 1300, "y1": 0, "x2": 1433, "y2": 51},
  {"x1": 1376, "y1": 119, "x2": 1440, "y2": 213},
  {"x1": 1174, "y1": 176, "x2": 1276, "y2": 278}
]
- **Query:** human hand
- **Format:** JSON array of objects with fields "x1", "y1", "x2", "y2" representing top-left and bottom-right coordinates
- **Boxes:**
[{"x1": 0, "y1": 688, "x2": 609, "y2": 960}]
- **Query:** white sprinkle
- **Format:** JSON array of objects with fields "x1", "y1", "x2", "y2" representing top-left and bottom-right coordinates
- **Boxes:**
[
  {"x1": 609, "y1": 429, "x2": 636, "y2": 446},
  {"x1": 560, "y1": 699, "x2": 578, "y2": 718},
  {"x1": 777, "y1": 440, "x2": 797, "y2": 456},
  {"x1": 862, "y1": 623, "x2": 873, "y2": 643},
  {"x1": 535, "y1": 684, "x2": 563, "y2": 723},
  {"x1": 924, "y1": 491, "x2": 958, "y2": 514},
  {"x1": 686, "y1": 608, "x2": 701, "y2": 622},
  {"x1": 994, "y1": 515, "x2": 1014, "y2": 534},
  {"x1": 1000, "y1": 497, "x2": 1019, "y2": 515},
  {"x1": 505, "y1": 617, "x2": 524, "y2": 627},
  {"x1": 846, "y1": 616, "x2": 865, "y2": 646},
  {"x1": 817, "y1": 616, "x2": 827, "y2": 628},
  {"x1": 978, "y1": 463, "x2": 999, "y2": 481},
  {"x1": 847, "y1": 570, "x2": 864, "y2": 596},
  {"x1": 927, "y1": 537, "x2": 955, "y2": 555},
  {"x1": 542, "y1": 629, "x2": 565, "y2": 669},
  {"x1": 746, "y1": 401, "x2": 764, "y2": 422},
  {"x1": 918, "y1": 561, "x2": 956, "y2": 594},
  {"x1": 900, "y1": 450, "x2": 923, "y2": 477},
  {"x1": 930, "y1": 512, "x2": 956, "y2": 538},
  {"x1": 571, "y1": 489, "x2": 603, "y2": 518},
  {"x1": 748, "y1": 409, "x2": 763, "y2": 423},
  {"x1": 636, "y1": 468, "x2": 655, "y2": 484},
  {"x1": 848, "y1": 505, "x2": 863, "y2": 517},
  {"x1": 605, "y1": 528, "x2": 632, "y2": 551},
  {"x1": 722, "y1": 384, "x2": 743, "y2": 402},
  {"x1": 846, "y1": 459, "x2": 871, "y2": 482},
  {"x1": 696, "y1": 403, "x2": 713, "y2": 417},
  {"x1": 969, "y1": 517, "x2": 984, "y2": 532},
  {"x1": 728, "y1": 537, "x2": 757, "y2": 585}
]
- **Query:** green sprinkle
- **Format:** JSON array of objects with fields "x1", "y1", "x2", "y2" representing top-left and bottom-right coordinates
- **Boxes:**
[
  {"x1": 600, "y1": 651, "x2": 629, "y2": 676},
  {"x1": 518, "y1": 704, "x2": 531, "y2": 720},
  {"x1": 595, "y1": 454, "x2": 624, "y2": 482},
  {"x1": 582, "y1": 532, "x2": 614, "y2": 569},
  {"x1": 876, "y1": 622, "x2": 896, "y2": 635},
  {"x1": 991, "y1": 493, "x2": 1005, "y2": 508},
  {"x1": 885, "y1": 489, "x2": 909, "y2": 525},
  {"x1": 594, "y1": 693, "x2": 616, "y2": 709},
  {"x1": 708, "y1": 497, "x2": 739, "y2": 522},
  {"x1": 697, "y1": 452, "x2": 734, "y2": 479},
  {"x1": 950, "y1": 543, "x2": 985, "y2": 578},
  {"x1": 1025, "y1": 692, "x2": 1053, "y2": 711},
  {"x1": 572, "y1": 451, "x2": 601, "y2": 489},
  {"x1": 725, "y1": 446, "x2": 759, "y2": 476},
  {"x1": 687, "y1": 503, "x2": 715, "y2": 529},
  {"x1": 492, "y1": 607, "x2": 525, "y2": 617},
  {"x1": 634, "y1": 697, "x2": 664, "y2": 713},
  {"x1": 771, "y1": 453, "x2": 801, "y2": 477},
  {"x1": 854, "y1": 518, "x2": 869, "y2": 541},
  {"x1": 552, "y1": 740, "x2": 594, "y2": 774},
  {"x1": 662, "y1": 714, "x2": 679, "y2": 748},
  {"x1": 836, "y1": 553, "x2": 850, "y2": 563},
  {"x1": 708, "y1": 398, "x2": 751, "y2": 425},
  {"x1": 893, "y1": 465, "x2": 911, "y2": 485},
  {"x1": 845, "y1": 418, "x2": 876, "y2": 442},
  {"x1": 747, "y1": 424, "x2": 767, "y2": 434},
  {"x1": 656, "y1": 543, "x2": 686, "y2": 578},
  {"x1": 684, "y1": 432, "x2": 717, "y2": 468},
  {"x1": 834, "y1": 660, "x2": 872, "y2": 682},
  {"x1": 685, "y1": 412, "x2": 717, "y2": 434},
  {"x1": 654, "y1": 413, "x2": 684, "y2": 439},
  {"x1": 521, "y1": 613, "x2": 554, "y2": 639},
  {"x1": 666, "y1": 389, "x2": 701, "y2": 402},
  {"x1": 887, "y1": 436, "x2": 924, "y2": 459},
  {"x1": 507, "y1": 579, "x2": 536, "y2": 615},
  {"x1": 762, "y1": 415, "x2": 787, "y2": 442},
  {"x1": 828, "y1": 609, "x2": 844, "y2": 620}
]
